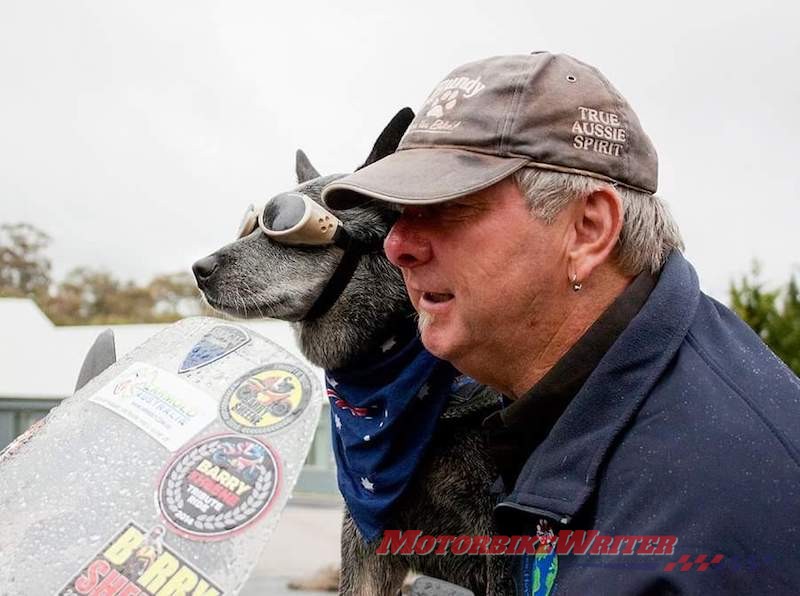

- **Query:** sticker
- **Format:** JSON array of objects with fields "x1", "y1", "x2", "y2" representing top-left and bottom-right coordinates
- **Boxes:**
[
  {"x1": 219, "y1": 363, "x2": 311, "y2": 434},
  {"x1": 59, "y1": 521, "x2": 223, "y2": 596},
  {"x1": 158, "y1": 434, "x2": 279, "y2": 540},
  {"x1": 90, "y1": 363, "x2": 217, "y2": 452},
  {"x1": 179, "y1": 325, "x2": 250, "y2": 373},
  {"x1": 0, "y1": 417, "x2": 46, "y2": 465}
]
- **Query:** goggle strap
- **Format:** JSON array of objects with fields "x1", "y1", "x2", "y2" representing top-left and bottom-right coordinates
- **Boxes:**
[
  {"x1": 331, "y1": 226, "x2": 349, "y2": 250},
  {"x1": 303, "y1": 233, "x2": 366, "y2": 321}
]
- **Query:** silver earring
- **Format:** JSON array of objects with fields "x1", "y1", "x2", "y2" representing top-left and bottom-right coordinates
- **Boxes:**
[{"x1": 571, "y1": 273, "x2": 582, "y2": 292}]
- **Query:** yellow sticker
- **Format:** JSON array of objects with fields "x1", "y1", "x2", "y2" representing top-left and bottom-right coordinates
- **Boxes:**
[
  {"x1": 59, "y1": 522, "x2": 222, "y2": 595},
  {"x1": 219, "y1": 364, "x2": 310, "y2": 434}
]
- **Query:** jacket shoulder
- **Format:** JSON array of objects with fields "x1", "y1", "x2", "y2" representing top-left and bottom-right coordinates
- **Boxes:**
[{"x1": 671, "y1": 294, "x2": 800, "y2": 466}]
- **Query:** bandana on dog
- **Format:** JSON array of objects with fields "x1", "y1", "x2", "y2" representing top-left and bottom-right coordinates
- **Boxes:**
[{"x1": 326, "y1": 325, "x2": 460, "y2": 542}]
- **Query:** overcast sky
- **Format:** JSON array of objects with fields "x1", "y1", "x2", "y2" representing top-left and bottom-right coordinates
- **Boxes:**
[{"x1": 1, "y1": 0, "x2": 798, "y2": 301}]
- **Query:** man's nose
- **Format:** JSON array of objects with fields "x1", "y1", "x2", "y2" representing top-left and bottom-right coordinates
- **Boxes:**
[{"x1": 384, "y1": 216, "x2": 432, "y2": 269}]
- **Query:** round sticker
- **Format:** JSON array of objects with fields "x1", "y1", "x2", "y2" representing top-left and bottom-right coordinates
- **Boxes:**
[
  {"x1": 158, "y1": 434, "x2": 279, "y2": 539},
  {"x1": 219, "y1": 363, "x2": 311, "y2": 434}
]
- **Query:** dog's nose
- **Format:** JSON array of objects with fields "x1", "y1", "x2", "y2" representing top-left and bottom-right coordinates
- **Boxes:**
[{"x1": 192, "y1": 255, "x2": 218, "y2": 283}]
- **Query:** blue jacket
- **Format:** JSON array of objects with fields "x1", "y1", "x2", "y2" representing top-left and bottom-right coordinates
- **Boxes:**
[{"x1": 497, "y1": 252, "x2": 800, "y2": 595}]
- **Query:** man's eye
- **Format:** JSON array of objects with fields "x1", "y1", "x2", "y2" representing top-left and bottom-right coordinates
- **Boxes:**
[
  {"x1": 401, "y1": 201, "x2": 477, "y2": 223},
  {"x1": 439, "y1": 203, "x2": 476, "y2": 219},
  {"x1": 402, "y1": 207, "x2": 429, "y2": 219}
]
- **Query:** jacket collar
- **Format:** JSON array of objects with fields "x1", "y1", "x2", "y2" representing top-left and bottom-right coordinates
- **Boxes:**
[{"x1": 496, "y1": 251, "x2": 701, "y2": 524}]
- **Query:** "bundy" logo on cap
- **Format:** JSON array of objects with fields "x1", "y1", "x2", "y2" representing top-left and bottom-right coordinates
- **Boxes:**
[
  {"x1": 410, "y1": 75, "x2": 486, "y2": 135},
  {"x1": 424, "y1": 75, "x2": 486, "y2": 116}
]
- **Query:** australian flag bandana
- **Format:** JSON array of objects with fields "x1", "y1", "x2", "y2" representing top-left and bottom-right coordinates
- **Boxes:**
[{"x1": 326, "y1": 325, "x2": 460, "y2": 542}]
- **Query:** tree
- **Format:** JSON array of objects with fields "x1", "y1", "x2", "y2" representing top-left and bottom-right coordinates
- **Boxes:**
[
  {"x1": 0, "y1": 222, "x2": 207, "y2": 324},
  {"x1": 45, "y1": 268, "x2": 205, "y2": 325},
  {"x1": 147, "y1": 272, "x2": 205, "y2": 319},
  {"x1": 729, "y1": 263, "x2": 800, "y2": 376},
  {"x1": 0, "y1": 223, "x2": 52, "y2": 298},
  {"x1": 45, "y1": 268, "x2": 137, "y2": 325}
]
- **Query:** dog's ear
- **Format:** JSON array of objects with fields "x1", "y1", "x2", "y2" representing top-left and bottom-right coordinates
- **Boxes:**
[
  {"x1": 295, "y1": 149, "x2": 321, "y2": 183},
  {"x1": 357, "y1": 107, "x2": 415, "y2": 170}
]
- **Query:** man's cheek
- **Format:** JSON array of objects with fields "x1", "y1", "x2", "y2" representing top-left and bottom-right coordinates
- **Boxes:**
[
  {"x1": 404, "y1": 284, "x2": 421, "y2": 309},
  {"x1": 408, "y1": 292, "x2": 421, "y2": 312}
]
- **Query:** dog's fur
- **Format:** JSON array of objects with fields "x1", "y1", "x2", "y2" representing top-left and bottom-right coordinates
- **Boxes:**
[{"x1": 193, "y1": 111, "x2": 512, "y2": 595}]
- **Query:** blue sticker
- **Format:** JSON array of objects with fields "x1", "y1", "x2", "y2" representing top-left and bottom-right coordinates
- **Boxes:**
[{"x1": 179, "y1": 325, "x2": 250, "y2": 373}]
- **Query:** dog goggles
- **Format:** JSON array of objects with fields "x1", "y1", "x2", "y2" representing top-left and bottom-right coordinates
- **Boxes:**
[
  {"x1": 237, "y1": 192, "x2": 348, "y2": 248},
  {"x1": 235, "y1": 191, "x2": 375, "y2": 321}
]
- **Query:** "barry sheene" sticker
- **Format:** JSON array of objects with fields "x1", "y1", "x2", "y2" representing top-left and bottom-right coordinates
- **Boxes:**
[{"x1": 59, "y1": 521, "x2": 222, "y2": 595}]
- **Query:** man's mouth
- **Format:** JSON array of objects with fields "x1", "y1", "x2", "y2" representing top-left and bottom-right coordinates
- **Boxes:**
[
  {"x1": 419, "y1": 290, "x2": 455, "y2": 313},
  {"x1": 423, "y1": 291, "x2": 454, "y2": 304}
]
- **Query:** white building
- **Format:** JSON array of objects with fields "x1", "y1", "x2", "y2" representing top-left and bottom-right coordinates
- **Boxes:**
[{"x1": 0, "y1": 298, "x2": 337, "y2": 495}]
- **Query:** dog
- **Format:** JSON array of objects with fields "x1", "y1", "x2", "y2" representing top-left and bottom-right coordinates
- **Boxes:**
[{"x1": 193, "y1": 109, "x2": 513, "y2": 595}]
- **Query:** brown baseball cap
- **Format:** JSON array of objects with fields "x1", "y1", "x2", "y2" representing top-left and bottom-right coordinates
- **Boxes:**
[{"x1": 322, "y1": 52, "x2": 657, "y2": 210}]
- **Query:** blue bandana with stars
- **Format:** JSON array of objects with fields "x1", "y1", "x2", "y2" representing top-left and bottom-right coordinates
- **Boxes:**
[{"x1": 326, "y1": 328, "x2": 460, "y2": 542}]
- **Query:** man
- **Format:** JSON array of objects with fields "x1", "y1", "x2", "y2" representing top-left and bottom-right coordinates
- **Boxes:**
[{"x1": 322, "y1": 53, "x2": 800, "y2": 594}]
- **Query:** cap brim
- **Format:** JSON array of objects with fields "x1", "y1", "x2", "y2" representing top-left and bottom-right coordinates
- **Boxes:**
[{"x1": 322, "y1": 148, "x2": 528, "y2": 210}]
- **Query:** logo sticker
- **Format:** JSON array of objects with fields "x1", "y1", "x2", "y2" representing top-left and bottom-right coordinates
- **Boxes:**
[
  {"x1": 179, "y1": 325, "x2": 250, "y2": 373},
  {"x1": 158, "y1": 434, "x2": 279, "y2": 540},
  {"x1": 59, "y1": 522, "x2": 222, "y2": 595},
  {"x1": 219, "y1": 364, "x2": 310, "y2": 434},
  {"x1": 90, "y1": 363, "x2": 217, "y2": 452}
]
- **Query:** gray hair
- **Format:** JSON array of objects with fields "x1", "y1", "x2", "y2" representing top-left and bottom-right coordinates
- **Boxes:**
[{"x1": 512, "y1": 167, "x2": 684, "y2": 275}]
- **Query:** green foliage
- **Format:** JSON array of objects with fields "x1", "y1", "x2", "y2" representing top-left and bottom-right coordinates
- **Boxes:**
[
  {"x1": 0, "y1": 223, "x2": 52, "y2": 299},
  {"x1": 43, "y1": 267, "x2": 208, "y2": 325},
  {"x1": 730, "y1": 263, "x2": 800, "y2": 376},
  {"x1": 0, "y1": 222, "x2": 208, "y2": 325}
]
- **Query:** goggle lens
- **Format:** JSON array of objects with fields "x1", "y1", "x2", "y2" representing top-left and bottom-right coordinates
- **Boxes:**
[{"x1": 261, "y1": 193, "x2": 307, "y2": 233}]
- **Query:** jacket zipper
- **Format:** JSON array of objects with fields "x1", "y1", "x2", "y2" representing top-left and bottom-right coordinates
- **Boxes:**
[{"x1": 495, "y1": 501, "x2": 571, "y2": 526}]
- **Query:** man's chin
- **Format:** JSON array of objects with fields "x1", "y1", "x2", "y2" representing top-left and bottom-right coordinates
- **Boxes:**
[
  {"x1": 417, "y1": 310, "x2": 435, "y2": 334},
  {"x1": 418, "y1": 314, "x2": 461, "y2": 361}
]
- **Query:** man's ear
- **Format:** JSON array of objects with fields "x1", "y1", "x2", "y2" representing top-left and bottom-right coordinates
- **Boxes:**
[
  {"x1": 295, "y1": 149, "x2": 321, "y2": 183},
  {"x1": 357, "y1": 107, "x2": 415, "y2": 170},
  {"x1": 568, "y1": 186, "x2": 624, "y2": 282}
]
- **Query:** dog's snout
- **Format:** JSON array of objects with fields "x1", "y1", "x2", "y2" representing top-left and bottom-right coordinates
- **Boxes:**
[{"x1": 192, "y1": 255, "x2": 219, "y2": 283}]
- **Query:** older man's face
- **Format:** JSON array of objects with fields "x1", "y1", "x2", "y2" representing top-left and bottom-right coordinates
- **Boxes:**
[{"x1": 383, "y1": 177, "x2": 571, "y2": 379}]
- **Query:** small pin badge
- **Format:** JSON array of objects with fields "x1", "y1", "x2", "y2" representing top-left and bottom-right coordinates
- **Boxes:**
[{"x1": 179, "y1": 325, "x2": 250, "y2": 373}]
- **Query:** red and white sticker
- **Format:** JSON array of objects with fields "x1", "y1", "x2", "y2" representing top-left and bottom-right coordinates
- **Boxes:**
[{"x1": 158, "y1": 434, "x2": 280, "y2": 540}]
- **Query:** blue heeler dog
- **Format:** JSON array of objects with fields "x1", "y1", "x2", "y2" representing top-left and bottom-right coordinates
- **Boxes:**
[{"x1": 193, "y1": 109, "x2": 513, "y2": 595}]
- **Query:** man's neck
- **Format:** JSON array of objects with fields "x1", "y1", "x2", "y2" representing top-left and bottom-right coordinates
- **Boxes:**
[{"x1": 465, "y1": 267, "x2": 634, "y2": 399}]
